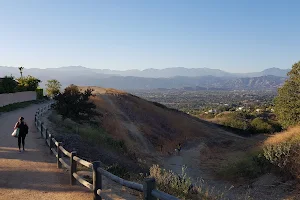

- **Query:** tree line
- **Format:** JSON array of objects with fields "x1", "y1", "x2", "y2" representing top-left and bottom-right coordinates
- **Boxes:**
[{"x1": 0, "y1": 75, "x2": 41, "y2": 94}]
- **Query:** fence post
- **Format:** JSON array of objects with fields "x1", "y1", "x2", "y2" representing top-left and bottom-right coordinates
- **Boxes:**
[
  {"x1": 92, "y1": 161, "x2": 102, "y2": 200},
  {"x1": 143, "y1": 178, "x2": 156, "y2": 200},
  {"x1": 45, "y1": 128, "x2": 48, "y2": 145},
  {"x1": 40, "y1": 122, "x2": 44, "y2": 138},
  {"x1": 70, "y1": 151, "x2": 77, "y2": 185},
  {"x1": 49, "y1": 134, "x2": 53, "y2": 153},
  {"x1": 57, "y1": 142, "x2": 62, "y2": 169}
]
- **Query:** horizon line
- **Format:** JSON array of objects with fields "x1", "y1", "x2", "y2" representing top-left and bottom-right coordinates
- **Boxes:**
[{"x1": 0, "y1": 65, "x2": 291, "y2": 74}]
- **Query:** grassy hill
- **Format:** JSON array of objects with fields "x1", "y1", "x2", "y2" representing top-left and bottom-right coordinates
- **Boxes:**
[{"x1": 80, "y1": 86, "x2": 240, "y2": 157}]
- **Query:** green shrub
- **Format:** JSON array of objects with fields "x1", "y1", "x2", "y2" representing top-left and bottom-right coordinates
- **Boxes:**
[
  {"x1": 16, "y1": 75, "x2": 41, "y2": 91},
  {"x1": 261, "y1": 126, "x2": 300, "y2": 178},
  {"x1": 54, "y1": 84, "x2": 97, "y2": 121},
  {"x1": 150, "y1": 165, "x2": 228, "y2": 200},
  {"x1": 222, "y1": 118, "x2": 248, "y2": 130},
  {"x1": 250, "y1": 118, "x2": 272, "y2": 133},
  {"x1": 263, "y1": 142, "x2": 292, "y2": 169},
  {"x1": 268, "y1": 120, "x2": 282, "y2": 133},
  {"x1": 0, "y1": 76, "x2": 17, "y2": 93},
  {"x1": 218, "y1": 152, "x2": 271, "y2": 180},
  {"x1": 36, "y1": 88, "x2": 44, "y2": 99},
  {"x1": 150, "y1": 164, "x2": 192, "y2": 198}
]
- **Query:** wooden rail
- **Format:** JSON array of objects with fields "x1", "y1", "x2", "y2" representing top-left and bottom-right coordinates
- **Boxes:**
[
  {"x1": 73, "y1": 173, "x2": 93, "y2": 190},
  {"x1": 73, "y1": 156, "x2": 93, "y2": 168},
  {"x1": 35, "y1": 103, "x2": 180, "y2": 200},
  {"x1": 97, "y1": 167, "x2": 143, "y2": 192}
]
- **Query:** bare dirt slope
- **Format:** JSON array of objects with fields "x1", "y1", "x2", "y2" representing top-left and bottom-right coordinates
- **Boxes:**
[
  {"x1": 83, "y1": 87, "x2": 245, "y2": 157},
  {"x1": 0, "y1": 104, "x2": 93, "y2": 200}
]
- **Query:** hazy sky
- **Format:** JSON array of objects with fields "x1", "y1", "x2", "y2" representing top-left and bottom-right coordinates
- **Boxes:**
[{"x1": 0, "y1": 0, "x2": 299, "y2": 72}]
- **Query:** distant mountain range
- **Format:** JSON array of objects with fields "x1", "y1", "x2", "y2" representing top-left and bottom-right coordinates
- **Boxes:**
[{"x1": 0, "y1": 66, "x2": 289, "y2": 90}]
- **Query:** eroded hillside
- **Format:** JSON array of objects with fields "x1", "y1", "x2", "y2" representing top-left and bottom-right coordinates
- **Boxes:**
[{"x1": 80, "y1": 87, "x2": 242, "y2": 157}]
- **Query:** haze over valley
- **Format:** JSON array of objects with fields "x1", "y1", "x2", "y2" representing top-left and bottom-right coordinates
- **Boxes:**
[{"x1": 0, "y1": 66, "x2": 288, "y2": 90}]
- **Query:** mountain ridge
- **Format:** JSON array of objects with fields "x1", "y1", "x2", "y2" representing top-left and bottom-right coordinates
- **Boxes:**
[
  {"x1": 0, "y1": 66, "x2": 288, "y2": 90},
  {"x1": 0, "y1": 65, "x2": 290, "y2": 78}
]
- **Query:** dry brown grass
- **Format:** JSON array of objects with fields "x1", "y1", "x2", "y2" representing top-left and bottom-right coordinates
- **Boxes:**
[
  {"x1": 79, "y1": 86, "x2": 126, "y2": 95},
  {"x1": 86, "y1": 86, "x2": 236, "y2": 156},
  {"x1": 264, "y1": 126, "x2": 300, "y2": 146},
  {"x1": 262, "y1": 126, "x2": 300, "y2": 178}
]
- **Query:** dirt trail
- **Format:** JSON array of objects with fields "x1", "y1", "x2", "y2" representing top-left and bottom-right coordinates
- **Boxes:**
[
  {"x1": 0, "y1": 103, "x2": 140, "y2": 200},
  {"x1": 0, "y1": 103, "x2": 92, "y2": 200}
]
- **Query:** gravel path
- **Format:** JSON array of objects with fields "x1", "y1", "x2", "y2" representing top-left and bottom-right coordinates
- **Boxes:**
[{"x1": 0, "y1": 103, "x2": 92, "y2": 200}]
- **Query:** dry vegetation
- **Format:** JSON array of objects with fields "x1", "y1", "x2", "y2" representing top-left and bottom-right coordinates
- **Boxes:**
[
  {"x1": 264, "y1": 126, "x2": 300, "y2": 146},
  {"x1": 263, "y1": 126, "x2": 300, "y2": 178},
  {"x1": 85, "y1": 87, "x2": 237, "y2": 157}
]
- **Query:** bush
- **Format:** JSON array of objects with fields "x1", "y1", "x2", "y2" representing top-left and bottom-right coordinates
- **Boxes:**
[
  {"x1": 46, "y1": 79, "x2": 61, "y2": 98},
  {"x1": 55, "y1": 84, "x2": 97, "y2": 121},
  {"x1": 262, "y1": 126, "x2": 300, "y2": 177},
  {"x1": 150, "y1": 165, "x2": 192, "y2": 198},
  {"x1": 150, "y1": 165, "x2": 229, "y2": 199},
  {"x1": 0, "y1": 76, "x2": 17, "y2": 94},
  {"x1": 250, "y1": 118, "x2": 272, "y2": 133},
  {"x1": 16, "y1": 75, "x2": 41, "y2": 91},
  {"x1": 222, "y1": 118, "x2": 248, "y2": 130},
  {"x1": 214, "y1": 111, "x2": 281, "y2": 135},
  {"x1": 36, "y1": 88, "x2": 44, "y2": 99},
  {"x1": 221, "y1": 126, "x2": 300, "y2": 181},
  {"x1": 218, "y1": 151, "x2": 271, "y2": 180}
]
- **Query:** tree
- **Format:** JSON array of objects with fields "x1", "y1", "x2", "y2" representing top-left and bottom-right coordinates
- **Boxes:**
[
  {"x1": 18, "y1": 66, "x2": 24, "y2": 77},
  {"x1": 16, "y1": 75, "x2": 41, "y2": 91},
  {"x1": 55, "y1": 84, "x2": 96, "y2": 121},
  {"x1": 274, "y1": 61, "x2": 300, "y2": 128},
  {"x1": 46, "y1": 79, "x2": 61, "y2": 98},
  {"x1": 0, "y1": 76, "x2": 17, "y2": 93}
]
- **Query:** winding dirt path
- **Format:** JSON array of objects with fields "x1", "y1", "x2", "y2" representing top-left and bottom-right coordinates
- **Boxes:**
[{"x1": 0, "y1": 103, "x2": 92, "y2": 200}]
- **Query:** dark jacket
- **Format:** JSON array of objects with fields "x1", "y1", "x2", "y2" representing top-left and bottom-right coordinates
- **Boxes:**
[{"x1": 15, "y1": 122, "x2": 28, "y2": 136}]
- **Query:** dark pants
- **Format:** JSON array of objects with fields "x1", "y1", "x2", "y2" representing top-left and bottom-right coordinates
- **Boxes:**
[{"x1": 18, "y1": 135, "x2": 26, "y2": 150}]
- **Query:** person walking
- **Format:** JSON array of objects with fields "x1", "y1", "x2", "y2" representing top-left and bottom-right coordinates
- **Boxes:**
[
  {"x1": 14, "y1": 117, "x2": 28, "y2": 152},
  {"x1": 175, "y1": 143, "x2": 182, "y2": 155}
]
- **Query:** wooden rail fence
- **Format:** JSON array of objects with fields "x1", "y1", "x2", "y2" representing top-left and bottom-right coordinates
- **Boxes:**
[{"x1": 35, "y1": 103, "x2": 180, "y2": 200}]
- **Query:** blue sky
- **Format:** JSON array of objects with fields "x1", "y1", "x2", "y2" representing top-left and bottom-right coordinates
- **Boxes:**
[{"x1": 0, "y1": 0, "x2": 299, "y2": 72}]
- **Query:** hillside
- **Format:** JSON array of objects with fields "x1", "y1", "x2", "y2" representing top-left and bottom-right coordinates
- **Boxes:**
[
  {"x1": 79, "y1": 86, "x2": 242, "y2": 157},
  {"x1": 43, "y1": 86, "x2": 300, "y2": 199}
]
